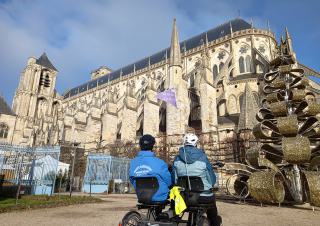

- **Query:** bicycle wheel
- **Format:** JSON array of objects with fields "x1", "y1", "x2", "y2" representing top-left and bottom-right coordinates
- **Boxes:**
[{"x1": 122, "y1": 211, "x2": 142, "y2": 226}]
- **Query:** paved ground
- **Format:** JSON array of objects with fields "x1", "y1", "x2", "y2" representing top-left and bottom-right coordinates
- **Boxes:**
[{"x1": 1, "y1": 194, "x2": 320, "y2": 226}]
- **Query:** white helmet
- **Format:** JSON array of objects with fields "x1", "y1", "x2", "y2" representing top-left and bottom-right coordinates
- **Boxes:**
[{"x1": 183, "y1": 133, "x2": 198, "y2": 146}]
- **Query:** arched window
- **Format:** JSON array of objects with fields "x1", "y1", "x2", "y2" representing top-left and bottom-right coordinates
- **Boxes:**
[
  {"x1": 239, "y1": 93, "x2": 244, "y2": 111},
  {"x1": 39, "y1": 70, "x2": 51, "y2": 88},
  {"x1": 0, "y1": 123, "x2": 9, "y2": 139},
  {"x1": 245, "y1": 55, "x2": 252, "y2": 72},
  {"x1": 189, "y1": 74, "x2": 195, "y2": 88},
  {"x1": 219, "y1": 62, "x2": 224, "y2": 71},
  {"x1": 212, "y1": 65, "x2": 218, "y2": 81},
  {"x1": 239, "y1": 56, "x2": 245, "y2": 73},
  {"x1": 44, "y1": 74, "x2": 51, "y2": 87},
  {"x1": 228, "y1": 95, "x2": 237, "y2": 114},
  {"x1": 212, "y1": 64, "x2": 218, "y2": 81}
]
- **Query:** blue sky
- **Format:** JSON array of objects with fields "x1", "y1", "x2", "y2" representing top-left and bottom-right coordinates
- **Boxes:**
[{"x1": 0, "y1": 0, "x2": 319, "y2": 104}]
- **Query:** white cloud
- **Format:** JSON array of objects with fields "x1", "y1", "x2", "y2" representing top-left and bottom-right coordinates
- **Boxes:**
[{"x1": 4, "y1": 0, "x2": 307, "y2": 102}]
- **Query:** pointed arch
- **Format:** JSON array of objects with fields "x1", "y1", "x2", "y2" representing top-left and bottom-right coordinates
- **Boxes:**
[
  {"x1": 239, "y1": 56, "x2": 245, "y2": 73},
  {"x1": 36, "y1": 97, "x2": 48, "y2": 118},
  {"x1": 227, "y1": 95, "x2": 237, "y2": 114},
  {"x1": 245, "y1": 55, "x2": 252, "y2": 72}
]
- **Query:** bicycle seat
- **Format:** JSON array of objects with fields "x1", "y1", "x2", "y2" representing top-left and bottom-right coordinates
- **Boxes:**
[
  {"x1": 135, "y1": 177, "x2": 160, "y2": 203},
  {"x1": 177, "y1": 176, "x2": 214, "y2": 206}
]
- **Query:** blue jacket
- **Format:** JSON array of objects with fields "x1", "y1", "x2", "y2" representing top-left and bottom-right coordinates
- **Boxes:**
[
  {"x1": 173, "y1": 146, "x2": 216, "y2": 196},
  {"x1": 129, "y1": 151, "x2": 172, "y2": 202}
]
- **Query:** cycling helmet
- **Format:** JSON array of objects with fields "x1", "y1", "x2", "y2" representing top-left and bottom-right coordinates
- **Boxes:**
[
  {"x1": 139, "y1": 134, "x2": 156, "y2": 150},
  {"x1": 183, "y1": 133, "x2": 198, "y2": 146}
]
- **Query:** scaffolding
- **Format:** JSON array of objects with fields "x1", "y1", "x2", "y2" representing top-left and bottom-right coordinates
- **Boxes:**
[
  {"x1": 0, "y1": 143, "x2": 61, "y2": 197},
  {"x1": 83, "y1": 154, "x2": 130, "y2": 194}
]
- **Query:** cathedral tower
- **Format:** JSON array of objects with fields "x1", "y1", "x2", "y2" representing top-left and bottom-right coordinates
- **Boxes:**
[
  {"x1": 12, "y1": 53, "x2": 59, "y2": 145},
  {"x1": 166, "y1": 19, "x2": 189, "y2": 136},
  {"x1": 13, "y1": 53, "x2": 58, "y2": 118}
]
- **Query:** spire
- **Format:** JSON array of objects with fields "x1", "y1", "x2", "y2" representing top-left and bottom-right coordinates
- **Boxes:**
[
  {"x1": 169, "y1": 18, "x2": 182, "y2": 67},
  {"x1": 237, "y1": 83, "x2": 259, "y2": 132},
  {"x1": 285, "y1": 27, "x2": 291, "y2": 40},
  {"x1": 250, "y1": 18, "x2": 253, "y2": 29},
  {"x1": 229, "y1": 21, "x2": 233, "y2": 34},
  {"x1": 36, "y1": 52, "x2": 57, "y2": 71},
  {"x1": 285, "y1": 27, "x2": 294, "y2": 55},
  {"x1": 267, "y1": 20, "x2": 271, "y2": 32}
]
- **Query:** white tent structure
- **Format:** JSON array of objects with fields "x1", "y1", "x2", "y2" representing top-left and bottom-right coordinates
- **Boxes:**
[{"x1": 32, "y1": 155, "x2": 69, "y2": 180}]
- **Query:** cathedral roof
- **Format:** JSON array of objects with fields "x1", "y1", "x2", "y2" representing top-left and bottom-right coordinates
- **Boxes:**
[
  {"x1": 237, "y1": 83, "x2": 259, "y2": 131},
  {"x1": 36, "y1": 53, "x2": 58, "y2": 71},
  {"x1": 64, "y1": 18, "x2": 252, "y2": 99},
  {"x1": 0, "y1": 96, "x2": 15, "y2": 116}
]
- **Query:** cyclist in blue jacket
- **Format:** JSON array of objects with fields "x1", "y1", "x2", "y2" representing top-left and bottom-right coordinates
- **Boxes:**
[{"x1": 129, "y1": 134, "x2": 172, "y2": 202}]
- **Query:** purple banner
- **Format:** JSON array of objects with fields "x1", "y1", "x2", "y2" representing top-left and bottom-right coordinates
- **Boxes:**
[{"x1": 156, "y1": 88, "x2": 177, "y2": 107}]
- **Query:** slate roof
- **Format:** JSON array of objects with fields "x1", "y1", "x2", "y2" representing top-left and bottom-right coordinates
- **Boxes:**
[
  {"x1": 36, "y1": 53, "x2": 57, "y2": 71},
  {"x1": 0, "y1": 96, "x2": 15, "y2": 116},
  {"x1": 64, "y1": 18, "x2": 252, "y2": 99}
]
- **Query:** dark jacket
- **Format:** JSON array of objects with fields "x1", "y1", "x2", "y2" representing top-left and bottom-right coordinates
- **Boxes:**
[{"x1": 173, "y1": 146, "x2": 216, "y2": 196}]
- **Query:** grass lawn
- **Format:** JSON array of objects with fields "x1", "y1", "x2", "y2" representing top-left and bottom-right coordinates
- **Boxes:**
[{"x1": 0, "y1": 195, "x2": 102, "y2": 213}]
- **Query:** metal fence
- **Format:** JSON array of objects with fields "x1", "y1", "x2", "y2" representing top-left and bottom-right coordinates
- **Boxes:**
[
  {"x1": 83, "y1": 154, "x2": 130, "y2": 194},
  {"x1": 0, "y1": 143, "x2": 61, "y2": 197}
]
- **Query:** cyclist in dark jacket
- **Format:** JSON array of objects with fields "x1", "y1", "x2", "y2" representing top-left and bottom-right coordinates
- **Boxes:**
[{"x1": 173, "y1": 133, "x2": 221, "y2": 226}]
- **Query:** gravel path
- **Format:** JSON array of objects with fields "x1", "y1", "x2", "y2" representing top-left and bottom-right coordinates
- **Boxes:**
[{"x1": 1, "y1": 194, "x2": 319, "y2": 226}]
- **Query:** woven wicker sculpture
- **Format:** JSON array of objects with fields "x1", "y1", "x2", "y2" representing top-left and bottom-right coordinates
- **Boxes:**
[{"x1": 246, "y1": 29, "x2": 320, "y2": 206}]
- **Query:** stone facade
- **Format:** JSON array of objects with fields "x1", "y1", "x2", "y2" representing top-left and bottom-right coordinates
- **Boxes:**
[{"x1": 1, "y1": 18, "x2": 320, "y2": 154}]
